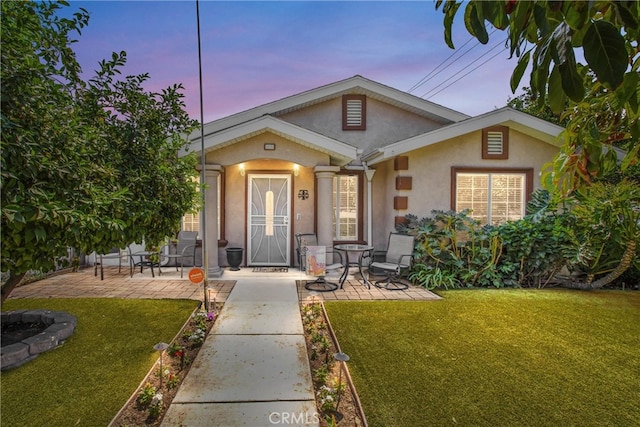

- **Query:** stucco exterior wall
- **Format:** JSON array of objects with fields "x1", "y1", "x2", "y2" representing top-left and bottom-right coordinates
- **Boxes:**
[
  {"x1": 280, "y1": 97, "x2": 443, "y2": 152},
  {"x1": 205, "y1": 131, "x2": 329, "y2": 167},
  {"x1": 369, "y1": 128, "x2": 560, "y2": 242}
]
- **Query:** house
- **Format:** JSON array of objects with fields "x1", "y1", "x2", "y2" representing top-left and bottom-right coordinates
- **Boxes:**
[{"x1": 183, "y1": 75, "x2": 563, "y2": 277}]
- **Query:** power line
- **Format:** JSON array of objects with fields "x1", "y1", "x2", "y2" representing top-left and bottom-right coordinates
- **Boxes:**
[
  {"x1": 408, "y1": 29, "x2": 499, "y2": 94},
  {"x1": 424, "y1": 42, "x2": 507, "y2": 100},
  {"x1": 407, "y1": 35, "x2": 478, "y2": 93}
]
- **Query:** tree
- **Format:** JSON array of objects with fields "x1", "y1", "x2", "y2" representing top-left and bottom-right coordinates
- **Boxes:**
[
  {"x1": 437, "y1": 0, "x2": 639, "y2": 193},
  {"x1": 1, "y1": 1, "x2": 199, "y2": 301},
  {"x1": 436, "y1": 1, "x2": 639, "y2": 288},
  {"x1": 507, "y1": 87, "x2": 568, "y2": 126}
]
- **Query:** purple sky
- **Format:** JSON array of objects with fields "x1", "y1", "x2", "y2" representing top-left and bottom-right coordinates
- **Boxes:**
[{"x1": 69, "y1": 1, "x2": 526, "y2": 123}]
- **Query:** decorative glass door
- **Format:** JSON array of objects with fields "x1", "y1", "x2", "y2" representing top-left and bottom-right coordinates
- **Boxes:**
[{"x1": 247, "y1": 174, "x2": 291, "y2": 266}]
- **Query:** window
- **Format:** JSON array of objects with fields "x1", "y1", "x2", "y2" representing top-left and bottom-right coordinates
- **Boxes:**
[
  {"x1": 332, "y1": 173, "x2": 363, "y2": 241},
  {"x1": 181, "y1": 174, "x2": 223, "y2": 238},
  {"x1": 452, "y1": 168, "x2": 533, "y2": 225},
  {"x1": 182, "y1": 212, "x2": 200, "y2": 232},
  {"x1": 482, "y1": 126, "x2": 509, "y2": 159},
  {"x1": 342, "y1": 95, "x2": 366, "y2": 130}
]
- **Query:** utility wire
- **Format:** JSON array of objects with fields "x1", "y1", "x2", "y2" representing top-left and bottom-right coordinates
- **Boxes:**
[
  {"x1": 424, "y1": 42, "x2": 507, "y2": 99},
  {"x1": 408, "y1": 29, "x2": 499, "y2": 94},
  {"x1": 407, "y1": 35, "x2": 478, "y2": 93},
  {"x1": 420, "y1": 37, "x2": 507, "y2": 98}
]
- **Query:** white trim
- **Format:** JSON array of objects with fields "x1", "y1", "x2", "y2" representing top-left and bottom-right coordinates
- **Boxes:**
[
  {"x1": 183, "y1": 115, "x2": 357, "y2": 164},
  {"x1": 187, "y1": 75, "x2": 470, "y2": 145},
  {"x1": 367, "y1": 107, "x2": 564, "y2": 165}
]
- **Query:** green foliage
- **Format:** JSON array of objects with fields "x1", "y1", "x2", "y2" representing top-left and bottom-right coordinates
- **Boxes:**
[
  {"x1": 436, "y1": 0, "x2": 639, "y2": 192},
  {"x1": 402, "y1": 182, "x2": 638, "y2": 289},
  {"x1": 1, "y1": 1, "x2": 112, "y2": 277},
  {"x1": 507, "y1": 87, "x2": 567, "y2": 126},
  {"x1": 401, "y1": 210, "x2": 504, "y2": 289},
  {"x1": 496, "y1": 196, "x2": 574, "y2": 287},
  {"x1": 567, "y1": 179, "x2": 640, "y2": 285},
  {"x1": 137, "y1": 383, "x2": 157, "y2": 407},
  {"x1": 80, "y1": 51, "x2": 199, "y2": 250},
  {"x1": 1, "y1": 1, "x2": 200, "y2": 298}
]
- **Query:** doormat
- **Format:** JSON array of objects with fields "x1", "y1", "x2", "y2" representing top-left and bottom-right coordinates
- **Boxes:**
[{"x1": 252, "y1": 267, "x2": 289, "y2": 273}]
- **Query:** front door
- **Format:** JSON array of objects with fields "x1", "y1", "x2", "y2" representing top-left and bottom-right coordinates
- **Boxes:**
[{"x1": 247, "y1": 174, "x2": 291, "y2": 266}]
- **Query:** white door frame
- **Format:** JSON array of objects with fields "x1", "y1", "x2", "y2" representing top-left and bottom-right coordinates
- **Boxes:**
[{"x1": 247, "y1": 173, "x2": 291, "y2": 266}]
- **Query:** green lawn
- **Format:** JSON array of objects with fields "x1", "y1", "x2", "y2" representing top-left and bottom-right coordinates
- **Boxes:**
[
  {"x1": 325, "y1": 289, "x2": 640, "y2": 427},
  {"x1": 1, "y1": 298, "x2": 199, "y2": 427}
]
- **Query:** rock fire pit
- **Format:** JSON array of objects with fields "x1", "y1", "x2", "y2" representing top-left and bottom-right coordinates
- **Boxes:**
[{"x1": 1, "y1": 309, "x2": 77, "y2": 371}]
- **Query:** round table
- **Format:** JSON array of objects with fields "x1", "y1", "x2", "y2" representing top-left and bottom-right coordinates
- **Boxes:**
[{"x1": 334, "y1": 244, "x2": 374, "y2": 288}]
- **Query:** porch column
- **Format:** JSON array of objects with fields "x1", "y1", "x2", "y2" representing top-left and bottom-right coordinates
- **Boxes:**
[
  {"x1": 203, "y1": 165, "x2": 223, "y2": 278},
  {"x1": 314, "y1": 166, "x2": 340, "y2": 248}
]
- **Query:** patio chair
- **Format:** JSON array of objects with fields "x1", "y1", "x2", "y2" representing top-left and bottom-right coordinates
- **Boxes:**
[
  {"x1": 94, "y1": 247, "x2": 130, "y2": 280},
  {"x1": 369, "y1": 233, "x2": 415, "y2": 290},
  {"x1": 159, "y1": 231, "x2": 198, "y2": 278},
  {"x1": 303, "y1": 245, "x2": 344, "y2": 292},
  {"x1": 295, "y1": 233, "x2": 317, "y2": 271}
]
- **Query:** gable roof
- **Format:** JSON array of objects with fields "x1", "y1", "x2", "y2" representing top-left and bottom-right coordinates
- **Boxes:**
[
  {"x1": 184, "y1": 115, "x2": 358, "y2": 165},
  {"x1": 362, "y1": 107, "x2": 565, "y2": 165},
  {"x1": 188, "y1": 75, "x2": 471, "y2": 145}
]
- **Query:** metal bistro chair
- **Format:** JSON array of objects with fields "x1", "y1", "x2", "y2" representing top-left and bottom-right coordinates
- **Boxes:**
[
  {"x1": 94, "y1": 247, "x2": 130, "y2": 280},
  {"x1": 369, "y1": 233, "x2": 415, "y2": 290},
  {"x1": 159, "y1": 231, "x2": 198, "y2": 278}
]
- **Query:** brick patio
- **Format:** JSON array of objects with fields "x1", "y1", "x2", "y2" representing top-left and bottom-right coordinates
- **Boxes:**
[{"x1": 7, "y1": 267, "x2": 440, "y2": 302}]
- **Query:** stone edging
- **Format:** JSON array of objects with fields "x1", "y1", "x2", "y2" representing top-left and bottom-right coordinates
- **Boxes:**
[
  {"x1": 1, "y1": 309, "x2": 77, "y2": 371},
  {"x1": 320, "y1": 302, "x2": 369, "y2": 427},
  {"x1": 107, "y1": 300, "x2": 207, "y2": 427}
]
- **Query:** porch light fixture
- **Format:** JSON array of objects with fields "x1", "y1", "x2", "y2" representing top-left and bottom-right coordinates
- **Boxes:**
[
  {"x1": 293, "y1": 164, "x2": 299, "y2": 177},
  {"x1": 239, "y1": 164, "x2": 245, "y2": 177}
]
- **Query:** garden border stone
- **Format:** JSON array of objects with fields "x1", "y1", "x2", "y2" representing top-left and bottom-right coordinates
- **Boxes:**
[{"x1": 1, "y1": 309, "x2": 77, "y2": 371}]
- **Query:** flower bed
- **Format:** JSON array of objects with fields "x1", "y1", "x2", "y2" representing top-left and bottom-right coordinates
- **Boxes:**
[
  {"x1": 110, "y1": 305, "x2": 220, "y2": 426},
  {"x1": 301, "y1": 301, "x2": 366, "y2": 426}
]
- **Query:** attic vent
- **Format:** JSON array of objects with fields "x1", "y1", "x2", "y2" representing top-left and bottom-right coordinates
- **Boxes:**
[
  {"x1": 342, "y1": 95, "x2": 366, "y2": 130},
  {"x1": 482, "y1": 126, "x2": 509, "y2": 159},
  {"x1": 486, "y1": 132, "x2": 504, "y2": 154},
  {"x1": 346, "y1": 100, "x2": 362, "y2": 126}
]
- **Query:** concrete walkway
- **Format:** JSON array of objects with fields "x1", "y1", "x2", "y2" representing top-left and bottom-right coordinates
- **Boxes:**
[{"x1": 162, "y1": 275, "x2": 318, "y2": 427}]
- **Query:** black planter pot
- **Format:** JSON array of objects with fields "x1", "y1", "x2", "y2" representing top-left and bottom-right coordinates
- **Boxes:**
[{"x1": 226, "y1": 247, "x2": 243, "y2": 271}]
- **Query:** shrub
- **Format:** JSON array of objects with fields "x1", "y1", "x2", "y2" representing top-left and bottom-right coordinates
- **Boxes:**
[
  {"x1": 496, "y1": 213, "x2": 574, "y2": 288},
  {"x1": 401, "y1": 181, "x2": 639, "y2": 290},
  {"x1": 401, "y1": 210, "x2": 503, "y2": 288}
]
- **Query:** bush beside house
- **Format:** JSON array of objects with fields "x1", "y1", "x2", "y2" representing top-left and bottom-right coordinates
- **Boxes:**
[{"x1": 401, "y1": 180, "x2": 640, "y2": 290}]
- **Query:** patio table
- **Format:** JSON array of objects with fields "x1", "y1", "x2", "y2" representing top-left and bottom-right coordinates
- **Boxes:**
[
  {"x1": 130, "y1": 250, "x2": 160, "y2": 278},
  {"x1": 335, "y1": 244, "x2": 374, "y2": 289}
]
